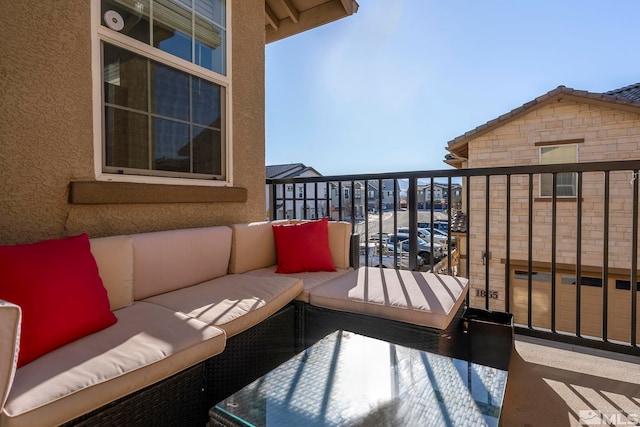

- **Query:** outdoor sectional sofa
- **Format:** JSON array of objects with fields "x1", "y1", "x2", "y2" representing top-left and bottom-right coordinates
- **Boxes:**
[{"x1": 0, "y1": 219, "x2": 469, "y2": 426}]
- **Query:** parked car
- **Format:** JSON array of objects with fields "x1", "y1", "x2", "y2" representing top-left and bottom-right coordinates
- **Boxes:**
[
  {"x1": 417, "y1": 221, "x2": 449, "y2": 233},
  {"x1": 359, "y1": 241, "x2": 413, "y2": 269},
  {"x1": 380, "y1": 233, "x2": 443, "y2": 263},
  {"x1": 398, "y1": 226, "x2": 457, "y2": 249},
  {"x1": 397, "y1": 227, "x2": 449, "y2": 250}
]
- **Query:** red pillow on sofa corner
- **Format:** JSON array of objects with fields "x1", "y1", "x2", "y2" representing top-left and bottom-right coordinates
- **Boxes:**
[
  {"x1": 0, "y1": 234, "x2": 117, "y2": 367},
  {"x1": 272, "y1": 218, "x2": 337, "y2": 274}
]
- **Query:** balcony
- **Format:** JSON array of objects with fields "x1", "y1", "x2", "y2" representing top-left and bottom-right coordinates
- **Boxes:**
[{"x1": 268, "y1": 159, "x2": 640, "y2": 425}]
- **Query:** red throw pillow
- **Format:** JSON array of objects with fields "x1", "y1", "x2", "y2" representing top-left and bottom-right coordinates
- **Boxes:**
[
  {"x1": 0, "y1": 234, "x2": 117, "y2": 367},
  {"x1": 272, "y1": 218, "x2": 337, "y2": 274}
]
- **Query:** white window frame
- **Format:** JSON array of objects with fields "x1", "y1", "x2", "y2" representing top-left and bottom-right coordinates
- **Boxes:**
[
  {"x1": 91, "y1": 0, "x2": 233, "y2": 187},
  {"x1": 539, "y1": 144, "x2": 578, "y2": 198}
]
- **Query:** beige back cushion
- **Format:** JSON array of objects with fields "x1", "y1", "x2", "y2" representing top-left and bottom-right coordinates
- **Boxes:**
[
  {"x1": 228, "y1": 221, "x2": 285, "y2": 274},
  {"x1": 0, "y1": 300, "x2": 20, "y2": 411},
  {"x1": 327, "y1": 221, "x2": 352, "y2": 269},
  {"x1": 90, "y1": 235, "x2": 134, "y2": 311},
  {"x1": 132, "y1": 226, "x2": 232, "y2": 300}
]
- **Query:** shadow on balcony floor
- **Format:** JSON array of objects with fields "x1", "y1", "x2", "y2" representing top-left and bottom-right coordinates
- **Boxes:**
[{"x1": 502, "y1": 335, "x2": 640, "y2": 426}]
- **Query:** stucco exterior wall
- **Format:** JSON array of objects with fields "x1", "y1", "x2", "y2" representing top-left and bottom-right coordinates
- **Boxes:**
[
  {"x1": 0, "y1": 0, "x2": 266, "y2": 244},
  {"x1": 463, "y1": 100, "x2": 640, "y2": 311}
]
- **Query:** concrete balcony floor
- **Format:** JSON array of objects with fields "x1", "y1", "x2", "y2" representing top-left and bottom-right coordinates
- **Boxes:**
[{"x1": 502, "y1": 335, "x2": 640, "y2": 426}]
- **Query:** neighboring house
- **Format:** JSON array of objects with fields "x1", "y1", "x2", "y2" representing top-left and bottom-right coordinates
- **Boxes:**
[
  {"x1": 328, "y1": 181, "x2": 366, "y2": 220},
  {"x1": 417, "y1": 182, "x2": 462, "y2": 210},
  {"x1": 445, "y1": 83, "x2": 640, "y2": 340},
  {"x1": 367, "y1": 179, "x2": 400, "y2": 212},
  {"x1": 266, "y1": 163, "x2": 327, "y2": 220},
  {"x1": 327, "y1": 179, "x2": 400, "y2": 220},
  {"x1": 0, "y1": 1, "x2": 358, "y2": 244}
]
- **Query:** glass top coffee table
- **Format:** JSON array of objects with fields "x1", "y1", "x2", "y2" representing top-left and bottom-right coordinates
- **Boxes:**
[{"x1": 210, "y1": 331, "x2": 508, "y2": 427}]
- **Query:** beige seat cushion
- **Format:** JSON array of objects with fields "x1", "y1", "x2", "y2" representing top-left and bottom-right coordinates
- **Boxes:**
[
  {"x1": 308, "y1": 267, "x2": 469, "y2": 329},
  {"x1": 2, "y1": 302, "x2": 225, "y2": 427},
  {"x1": 242, "y1": 266, "x2": 352, "y2": 303},
  {"x1": 143, "y1": 274, "x2": 303, "y2": 337}
]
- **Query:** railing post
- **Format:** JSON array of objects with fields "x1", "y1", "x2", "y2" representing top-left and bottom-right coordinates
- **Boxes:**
[
  {"x1": 269, "y1": 182, "x2": 277, "y2": 220},
  {"x1": 551, "y1": 173, "x2": 557, "y2": 333},
  {"x1": 446, "y1": 177, "x2": 453, "y2": 275},
  {"x1": 465, "y1": 176, "x2": 471, "y2": 307},
  {"x1": 505, "y1": 174, "x2": 511, "y2": 313},
  {"x1": 602, "y1": 171, "x2": 610, "y2": 342},
  {"x1": 338, "y1": 182, "x2": 343, "y2": 222},
  {"x1": 393, "y1": 179, "x2": 399, "y2": 269},
  {"x1": 527, "y1": 173, "x2": 534, "y2": 329},
  {"x1": 485, "y1": 175, "x2": 490, "y2": 310},
  {"x1": 408, "y1": 176, "x2": 419, "y2": 271},
  {"x1": 364, "y1": 180, "x2": 370, "y2": 263},
  {"x1": 429, "y1": 177, "x2": 435, "y2": 271},
  {"x1": 631, "y1": 169, "x2": 639, "y2": 347},
  {"x1": 378, "y1": 179, "x2": 384, "y2": 268},
  {"x1": 575, "y1": 172, "x2": 583, "y2": 337}
]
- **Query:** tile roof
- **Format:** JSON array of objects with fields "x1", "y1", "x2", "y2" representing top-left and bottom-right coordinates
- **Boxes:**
[
  {"x1": 605, "y1": 82, "x2": 640, "y2": 103},
  {"x1": 266, "y1": 163, "x2": 306, "y2": 178},
  {"x1": 266, "y1": 163, "x2": 323, "y2": 179},
  {"x1": 446, "y1": 83, "x2": 640, "y2": 152},
  {"x1": 450, "y1": 211, "x2": 467, "y2": 233}
]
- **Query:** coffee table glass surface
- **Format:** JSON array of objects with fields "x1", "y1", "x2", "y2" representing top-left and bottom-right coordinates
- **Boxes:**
[{"x1": 210, "y1": 330, "x2": 507, "y2": 427}]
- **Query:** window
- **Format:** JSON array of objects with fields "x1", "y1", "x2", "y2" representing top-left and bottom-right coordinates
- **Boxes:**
[
  {"x1": 562, "y1": 275, "x2": 602, "y2": 287},
  {"x1": 95, "y1": 0, "x2": 229, "y2": 184},
  {"x1": 540, "y1": 145, "x2": 577, "y2": 197},
  {"x1": 616, "y1": 280, "x2": 640, "y2": 291},
  {"x1": 343, "y1": 188, "x2": 350, "y2": 200},
  {"x1": 514, "y1": 270, "x2": 553, "y2": 282}
]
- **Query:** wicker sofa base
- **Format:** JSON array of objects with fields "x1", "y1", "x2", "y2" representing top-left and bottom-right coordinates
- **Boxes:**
[
  {"x1": 62, "y1": 301, "x2": 479, "y2": 426},
  {"x1": 300, "y1": 302, "x2": 469, "y2": 361},
  {"x1": 62, "y1": 305, "x2": 297, "y2": 427}
]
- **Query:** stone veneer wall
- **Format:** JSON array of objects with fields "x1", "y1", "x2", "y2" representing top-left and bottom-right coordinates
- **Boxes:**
[{"x1": 464, "y1": 99, "x2": 640, "y2": 311}]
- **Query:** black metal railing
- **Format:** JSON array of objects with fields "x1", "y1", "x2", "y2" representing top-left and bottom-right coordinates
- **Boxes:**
[{"x1": 267, "y1": 160, "x2": 640, "y2": 355}]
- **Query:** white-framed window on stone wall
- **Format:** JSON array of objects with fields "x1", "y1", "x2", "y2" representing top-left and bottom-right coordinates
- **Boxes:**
[
  {"x1": 539, "y1": 143, "x2": 578, "y2": 197},
  {"x1": 94, "y1": 0, "x2": 231, "y2": 186}
]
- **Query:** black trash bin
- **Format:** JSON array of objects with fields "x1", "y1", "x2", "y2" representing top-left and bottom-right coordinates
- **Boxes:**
[{"x1": 462, "y1": 307, "x2": 514, "y2": 370}]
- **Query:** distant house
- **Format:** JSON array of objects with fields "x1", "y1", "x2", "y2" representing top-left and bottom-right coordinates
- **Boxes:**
[
  {"x1": 445, "y1": 82, "x2": 640, "y2": 340},
  {"x1": 417, "y1": 182, "x2": 462, "y2": 210},
  {"x1": 367, "y1": 179, "x2": 400, "y2": 212},
  {"x1": 266, "y1": 163, "x2": 327, "y2": 220},
  {"x1": 319, "y1": 179, "x2": 401, "y2": 220},
  {"x1": 328, "y1": 181, "x2": 366, "y2": 220}
]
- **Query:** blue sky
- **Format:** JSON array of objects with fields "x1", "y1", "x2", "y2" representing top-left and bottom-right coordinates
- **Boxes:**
[{"x1": 265, "y1": 1, "x2": 640, "y2": 176}]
